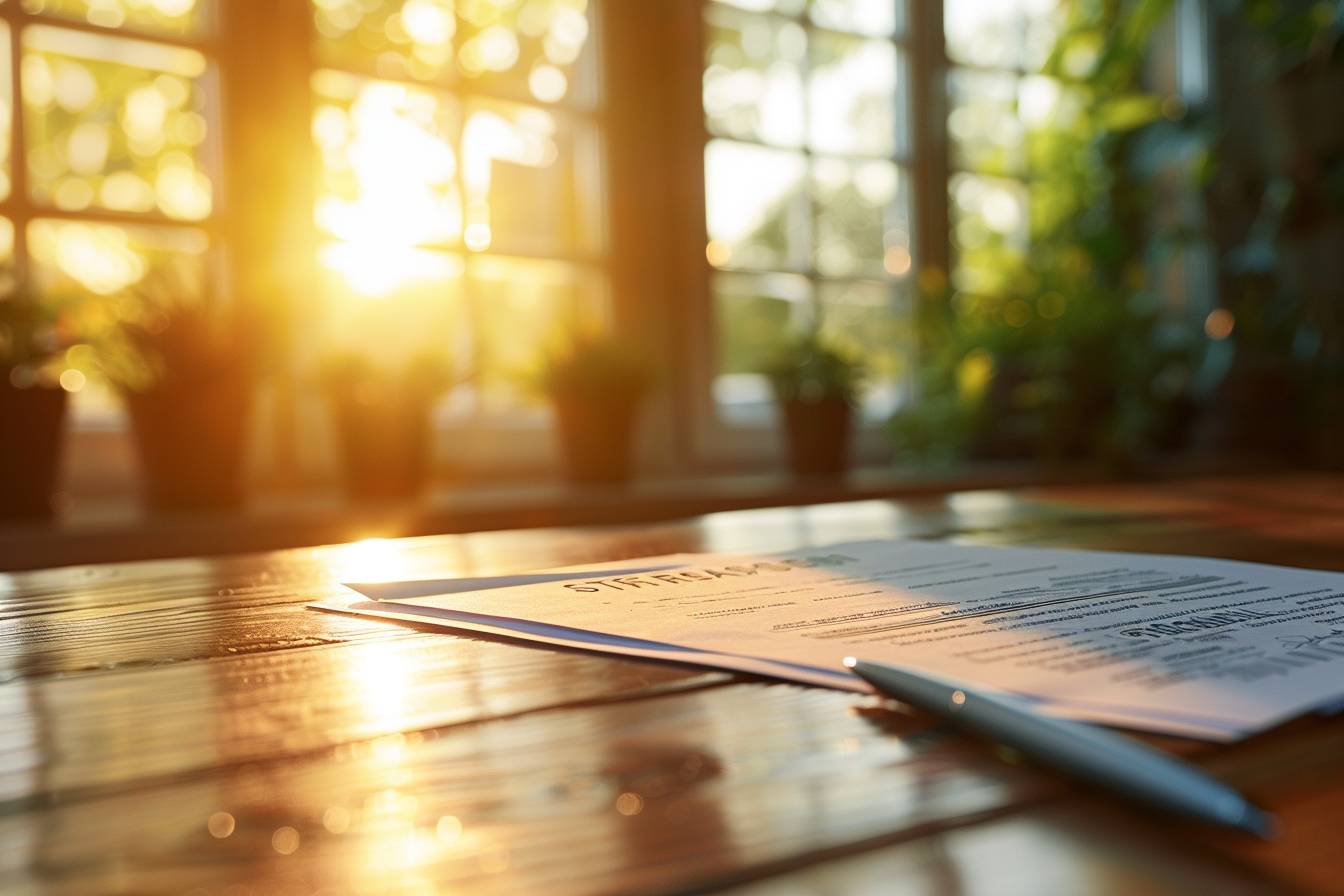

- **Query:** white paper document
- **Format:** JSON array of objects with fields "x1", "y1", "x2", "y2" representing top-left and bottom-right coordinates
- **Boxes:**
[{"x1": 314, "y1": 540, "x2": 1344, "y2": 741}]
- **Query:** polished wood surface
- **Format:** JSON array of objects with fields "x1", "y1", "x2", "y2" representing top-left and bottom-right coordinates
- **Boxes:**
[{"x1": 2, "y1": 473, "x2": 1343, "y2": 894}]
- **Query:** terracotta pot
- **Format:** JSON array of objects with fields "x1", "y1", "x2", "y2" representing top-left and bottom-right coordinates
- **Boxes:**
[
  {"x1": 552, "y1": 391, "x2": 641, "y2": 486},
  {"x1": 329, "y1": 386, "x2": 435, "y2": 501},
  {"x1": 779, "y1": 395, "x2": 852, "y2": 478},
  {"x1": 124, "y1": 376, "x2": 253, "y2": 511},
  {"x1": 0, "y1": 381, "x2": 67, "y2": 521}
]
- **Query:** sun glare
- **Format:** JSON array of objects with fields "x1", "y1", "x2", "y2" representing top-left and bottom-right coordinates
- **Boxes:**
[{"x1": 313, "y1": 1, "x2": 587, "y2": 299}]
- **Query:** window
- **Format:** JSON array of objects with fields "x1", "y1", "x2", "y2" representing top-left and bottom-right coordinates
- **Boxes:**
[
  {"x1": 25, "y1": 0, "x2": 1209, "y2": 508},
  {"x1": 942, "y1": 0, "x2": 1209, "y2": 342},
  {"x1": 309, "y1": 0, "x2": 605, "y2": 421},
  {"x1": 942, "y1": 0, "x2": 1061, "y2": 297},
  {"x1": 45, "y1": 1, "x2": 610, "y2": 499},
  {"x1": 3, "y1": 0, "x2": 217, "y2": 420},
  {"x1": 701, "y1": 0, "x2": 914, "y2": 432}
]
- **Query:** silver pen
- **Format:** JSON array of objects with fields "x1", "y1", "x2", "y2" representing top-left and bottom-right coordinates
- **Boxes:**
[{"x1": 844, "y1": 657, "x2": 1275, "y2": 838}]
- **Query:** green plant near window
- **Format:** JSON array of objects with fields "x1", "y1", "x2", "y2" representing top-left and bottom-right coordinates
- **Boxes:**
[
  {"x1": 532, "y1": 329, "x2": 656, "y2": 486},
  {"x1": 0, "y1": 284, "x2": 75, "y2": 520},
  {"x1": 763, "y1": 328, "x2": 866, "y2": 405},
  {"x1": 893, "y1": 0, "x2": 1212, "y2": 467},
  {"x1": 99, "y1": 269, "x2": 261, "y2": 510},
  {"x1": 764, "y1": 327, "x2": 868, "y2": 477},
  {"x1": 320, "y1": 351, "x2": 458, "y2": 502},
  {"x1": 534, "y1": 333, "x2": 655, "y2": 403},
  {"x1": 0, "y1": 286, "x2": 64, "y2": 378}
]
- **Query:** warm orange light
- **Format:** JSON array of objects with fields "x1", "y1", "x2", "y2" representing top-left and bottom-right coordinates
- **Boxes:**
[
  {"x1": 271, "y1": 826, "x2": 300, "y2": 855},
  {"x1": 883, "y1": 245, "x2": 911, "y2": 276},
  {"x1": 206, "y1": 811, "x2": 235, "y2": 839},
  {"x1": 435, "y1": 815, "x2": 462, "y2": 844},
  {"x1": 400, "y1": 0, "x2": 454, "y2": 46},
  {"x1": 315, "y1": 77, "x2": 560, "y2": 296},
  {"x1": 313, "y1": 75, "x2": 463, "y2": 294},
  {"x1": 528, "y1": 64, "x2": 568, "y2": 103},
  {"x1": 705, "y1": 239, "x2": 731, "y2": 266},
  {"x1": 58, "y1": 368, "x2": 86, "y2": 392},
  {"x1": 1204, "y1": 308, "x2": 1235, "y2": 340}
]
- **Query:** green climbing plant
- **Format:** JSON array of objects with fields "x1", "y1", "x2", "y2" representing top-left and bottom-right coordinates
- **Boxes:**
[{"x1": 892, "y1": 0, "x2": 1211, "y2": 467}]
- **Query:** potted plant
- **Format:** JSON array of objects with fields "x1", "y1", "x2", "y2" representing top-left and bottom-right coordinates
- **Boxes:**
[
  {"x1": 321, "y1": 353, "x2": 454, "y2": 501},
  {"x1": 103, "y1": 289, "x2": 258, "y2": 512},
  {"x1": 0, "y1": 288, "x2": 69, "y2": 521},
  {"x1": 536, "y1": 333, "x2": 654, "y2": 486},
  {"x1": 765, "y1": 330, "x2": 865, "y2": 478}
]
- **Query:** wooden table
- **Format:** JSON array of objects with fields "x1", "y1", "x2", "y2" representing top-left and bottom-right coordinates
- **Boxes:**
[{"x1": 3, "y1": 473, "x2": 1342, "y2": 895}]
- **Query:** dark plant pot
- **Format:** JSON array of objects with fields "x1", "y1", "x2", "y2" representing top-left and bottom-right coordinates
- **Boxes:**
[
  {"x1": 0, "y1": 381, "x2": 67, "y2": 521},
  {"x1": 125, "y1": 377, "x2": 253, "y2": 512},
  {"x1": 330, "y1": 386, "x2": 435, "y2": 501},
  {"x1": 779, "y1": 395, "x2": 853, "y2": 478},
  {"x1": 552, "y1": 391, "x2": 641, "y2": 486}
]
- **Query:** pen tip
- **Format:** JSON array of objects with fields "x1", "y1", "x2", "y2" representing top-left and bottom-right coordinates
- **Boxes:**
[{"x1": 842, "y1": 656, "x2": 858, "y2": 670}]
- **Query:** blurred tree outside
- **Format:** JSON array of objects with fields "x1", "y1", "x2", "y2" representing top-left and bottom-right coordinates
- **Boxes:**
[
  {"x1": 888, "y1": 0, "x2": 1344, "y2": 468},
  {"x1": 715, "y1": 0, "x2": 1209, "y2": 454},
  {"x1": 893, "y1": 0, "x2": 1211, "y2": 467}
]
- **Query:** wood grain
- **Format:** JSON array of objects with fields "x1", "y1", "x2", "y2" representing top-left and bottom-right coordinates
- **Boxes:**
[{"x1": 1, "y1": 474, "x2": 1341, "y2": 894}]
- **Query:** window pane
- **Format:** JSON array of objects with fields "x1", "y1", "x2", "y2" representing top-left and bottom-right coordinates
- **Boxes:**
[
  {"x1": 704, "y1": 5, "x2": 806, "y2": 147},
  {"x1": 1021, "y1": 0, "x2": 1062, "y2": 71},
  {"x1": 468, "y1": 255, "x2": 604, "y2": 410},
  {"x1": 22, "y1": 26, "x2": 211, "y2": 220},
  {"x1": 23, "y1": 0, "x2": 211, "y2": 38},
  {"x1": 457, "y1": 0, "x2": 597, "y2": 106},
  {"x1": 313, "y1": 0, "x2": 597, "y2": 106},
  {"x1": 711, "y1": 0, "x2": 806, "y2": 14},
  {"x1": 944, "y1": 0, "x2": 1059, "y2": 70},
  {"x1": 705, "y1": 139, "x2": 806, "y2": 271},
  {"x1": 807, "y1": 30, "x2": 899, "y2": 157},
  {"x1": 947, "y1": 69, "x2": 1022, "y2": 176},
  {"x1": 811, "y1": 157, "x2": 908, "y2": 278},
  {"x1": 27, "y1": 217, "x2": 208, "y2": 296},
  {"x1": 949, "y1": 172, "x2": 1028, "y2": 294},
  {"x1": 808, "y1": 0, "x2": 902, "y2": 38},
  {"x1": 816, "y1": 279, "x2": 907, "y2": 418},
  {"x1": 943, "y1": 0, "x2": 1019, "y2": 68},
  {"x1": 312, "y1": 70, "x2": 463, "y2": 249},
  {"x1": 314, "y1": 0, "x2": 456, "y2": 83},
  {"x1": 461, "y1": 97, "x2": 602, "y2": 257},
  {"x1": 712, "y1": 270, "x2": 810, "y2": 420}
]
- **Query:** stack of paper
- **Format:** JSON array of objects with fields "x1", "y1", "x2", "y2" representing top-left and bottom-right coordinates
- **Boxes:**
[{"x1": 313, "y1": 539, "x2": 1344, "y2": 741}]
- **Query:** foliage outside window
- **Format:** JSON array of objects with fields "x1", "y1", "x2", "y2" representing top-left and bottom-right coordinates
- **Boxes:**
[{"x1": 893, "y1": 0, "x2": 1212, "y2": 466}]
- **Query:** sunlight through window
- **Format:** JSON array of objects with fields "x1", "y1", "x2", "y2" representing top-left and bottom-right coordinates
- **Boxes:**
[{"x1": 311, "y1": 0, "x2": 604, "y2": 413}]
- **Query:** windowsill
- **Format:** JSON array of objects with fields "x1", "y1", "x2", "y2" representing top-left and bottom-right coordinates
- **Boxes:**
[{"x1": 0, "y1": 458, "x2": 1268, "y2": 572}]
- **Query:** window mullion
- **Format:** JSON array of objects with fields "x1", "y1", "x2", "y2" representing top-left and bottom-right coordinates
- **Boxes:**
[
  {"x1": 7, "y1": 16, "x2": 30, "y2": 285},
  {"x1": 906, "y1": 0, "x2": 949, "y2": 281},
  {"x1": 8, "y1": 6, "x2": 217, "y2": 52}
]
